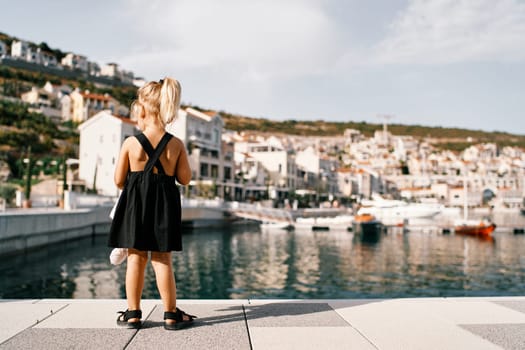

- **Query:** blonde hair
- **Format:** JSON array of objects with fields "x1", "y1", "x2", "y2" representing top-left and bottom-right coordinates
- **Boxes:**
[{"x1": 132, "y1": 77, "x2": 181, "y2": 127}]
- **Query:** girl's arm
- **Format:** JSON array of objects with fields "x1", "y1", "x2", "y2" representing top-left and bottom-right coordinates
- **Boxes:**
[
  {"x1": 175, "y1": 138, "x2": 191, "y2": 185},
  {"x1": 114, "y1": 138, "x2": 131, "y2": 189}
]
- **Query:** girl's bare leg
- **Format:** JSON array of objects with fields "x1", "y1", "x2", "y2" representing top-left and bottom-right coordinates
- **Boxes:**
[
  {"x1": 151, "y1": 251, "x2": 177, "y2": 310},
  {"x1": 151, "y1": 252, "x2": 191, "y2": 323},
  {"x1": 125, "y1": 248, "x2": 148, "y2": 322}
]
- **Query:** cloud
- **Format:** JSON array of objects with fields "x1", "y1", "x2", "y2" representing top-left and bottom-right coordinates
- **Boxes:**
[
  {"x1": 373, "y1": 0, "x2": 525, "y2": 65},
  {"x1": 118, "y1": 0, "x2": 342, "y2": 81}
]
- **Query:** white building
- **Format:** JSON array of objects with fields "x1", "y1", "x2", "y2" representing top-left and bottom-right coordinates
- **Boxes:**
[
  {"x1": 61, "y1": 53, "x2": 88, "y2": 71},
  {"x1": 234, "y1": 136, "x2": 296, "y2": 202},
  {"x1": 68, "y1": 89, "x2": 126, "y2": 123},
  {"x1": 336, "y1": 168, "x2": 359, "y2": 197},
  {"x1": 61, "y1": 94, "x2": 73, "y2": 121},
  {"x1": 78, "y1": 111, "x2": 138, "y2": 196},
  {"x1": 37, "y1": 49, "x2": 58, "y2": 67},
  {"x1": 295, "y1": 145, "x2": 338, "y2": 198},
  {"x1": 0, "y1": 41, "x2": 7, "y2": 56},
  {"x1": 88, "y1": 61, "x2": 101, "y2": 76},
  {"x1": 101, "y1": 63, "x2": 119, "y2": 78},
  {"x1": 11, "y1": 40, "x2": 31, "y2": 60},
  {"x1": 166, "y1": 108, "x2": 233, "y2": 198},
  {"x1": 21, "y1": 86, "x2": 54, "y2": 107},
  {"x1": 133, "y1": 77, "x2": 146, "y2": 87}
]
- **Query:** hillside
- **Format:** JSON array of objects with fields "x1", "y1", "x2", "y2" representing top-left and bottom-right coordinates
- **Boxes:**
[
  {"x1": 216, "y1": 110, "x2": 525, "y2": 150},
  {"x1": 1, "y1": 29, "x2": 524, "y2": 168}
]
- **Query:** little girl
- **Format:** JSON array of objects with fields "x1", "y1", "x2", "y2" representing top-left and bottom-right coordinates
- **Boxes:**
[{"x1": 108, "y1": 77, "x2": 196, "y2": 330}]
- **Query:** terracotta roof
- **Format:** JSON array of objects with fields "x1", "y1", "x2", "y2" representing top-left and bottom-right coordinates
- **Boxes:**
[
  {"x1": 203, "y1": 111, "x2": 217, "y2": 117},
  {"x1": 81, "y1": 92, "x2": 112, "y2": 101}
]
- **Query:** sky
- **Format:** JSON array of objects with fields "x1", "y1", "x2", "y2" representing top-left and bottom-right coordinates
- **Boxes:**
[{"x1": 1, "y1": 0, "x2": 525, "y2": 135}]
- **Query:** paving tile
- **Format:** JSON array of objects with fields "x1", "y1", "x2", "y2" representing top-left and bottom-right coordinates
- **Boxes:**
[
  {"x1": 245, "y1": 302, "x2": 349, "y2": 327},
  {"x1": 249, "y1": 327, "x2": 376, "y2": 350},
  {"x1": 0, "y1": 328, "x2": 136, "y2": 350},
  {"x1": 333, "y1": 299, "x2": 502, "y2": 350},
  {"x1": 34, "y1": 300, "x2": 158, "y2": 329},
  {"x1": 461, "y1": 324, "x2": 525, "y2": 350},
  {"x1": 127, "y1": 304, "x2": 250, "y2": 350},
  {"x1": 0, "y1": 301, "x2": 67, "y2": 343},
  {"x1": 492, "y1": 301, "x2": 525, "y2": 315},
  {"x1": 408, "y1": 299, "x2": 525, "y2": 325}
]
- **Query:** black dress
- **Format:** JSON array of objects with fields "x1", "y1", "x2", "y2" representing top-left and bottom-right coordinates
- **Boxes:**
[{"x1": 108, "y1": 133, "x2": 183, "y2": 252}]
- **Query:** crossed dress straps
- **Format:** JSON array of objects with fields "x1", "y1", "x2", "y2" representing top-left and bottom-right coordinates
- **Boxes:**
[{"x1": 135, "y1": 133, "x2": 173, "y2": 174}]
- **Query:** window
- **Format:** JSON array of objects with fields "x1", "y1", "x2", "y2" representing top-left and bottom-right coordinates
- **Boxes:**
[
  {"x1": 200, "y1": 163, "x2": 209, "y2": 177},
  {"x1": 224, "y1": 167, "x2": 231, "y2": 180},
  {"x1": 211, "y1": 165, "x2": 218, "y2": 179}
]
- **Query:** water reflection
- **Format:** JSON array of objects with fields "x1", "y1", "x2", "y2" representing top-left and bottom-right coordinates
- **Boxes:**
[{"x1": 1, "y1": 221, "x2": 525, "y2": 299}]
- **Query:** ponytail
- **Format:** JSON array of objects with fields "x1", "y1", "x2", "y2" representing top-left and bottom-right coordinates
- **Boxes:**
[
  {"x1": 135, "y1": 77, "x2": 182, "y2": 127},
  {"x1": 159, "y1": 77, "x2": 181, "y2": 126}
]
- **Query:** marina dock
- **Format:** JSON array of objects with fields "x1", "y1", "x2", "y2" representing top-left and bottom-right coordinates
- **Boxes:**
[{"x1": 2, "y1": 297, "x2": 525, "y2": 349}]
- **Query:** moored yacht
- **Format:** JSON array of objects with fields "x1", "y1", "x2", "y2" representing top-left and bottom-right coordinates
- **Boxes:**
[{"x1": 357, "y1": 195, "x2": 442, "y2": 223}]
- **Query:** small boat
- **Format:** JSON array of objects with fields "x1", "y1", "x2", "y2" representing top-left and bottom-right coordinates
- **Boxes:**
[
  {"x1": 352, "y1": 214, "x2": 383, "y2": 242},
  {"x1": 294, "y1": 215, "x2": 354, "y2": 231},
  {"x1": 454, "y1": 219, "x2": 496, "y2": 237},
  {"x1": 260, "y1": 221, "x2": 294, "y2": 231},
  {"x1": 453, "y1": 177, "x2": 496, "y2": 238}
]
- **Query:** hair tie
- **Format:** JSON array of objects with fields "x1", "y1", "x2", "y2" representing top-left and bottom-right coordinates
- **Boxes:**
[{"x1": 159, "y1": 79, "x2": 164, "y2": 85}]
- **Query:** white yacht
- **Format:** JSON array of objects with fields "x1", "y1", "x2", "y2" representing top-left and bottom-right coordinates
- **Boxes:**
[{"x1": 357, "y1": 195, "x2": 442, "y2": 223}]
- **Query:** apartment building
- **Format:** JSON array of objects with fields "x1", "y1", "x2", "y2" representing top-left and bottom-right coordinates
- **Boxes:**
[{"x1": 165, "y1": 108, "x2": 233, "y2": 198}]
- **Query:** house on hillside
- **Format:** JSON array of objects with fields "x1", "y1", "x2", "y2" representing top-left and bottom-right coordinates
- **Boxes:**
[
  {"x1": 20, "y1": 81, "x2": 69, "y2": 122},
  {"x1": 101, "y1": 63, "x2": 119, "y2": 78},
  {"x1": 61, "y1": 53, "x2": 88, "y2": 71},
  {"x1": 100, "y1": 62, "x2": 134, "y2": 83},
  {"x1": 0, "y1": 41, "x2": 7, "y2": 57},
  {"x1": 69, "y1": 89, "x2": 128, "y2": 123},
  {"x1": 21, "y1": 86, "x2": 55, "y2": 107},
  {"x1": 78, "y1": 111, "x2": 139, "y2": 196},
  {"x1": 36, "y1": 48, "x2": 58, "y2": 67},
  {"x1": 11, "y1": 40, "x2": 31, "y2": 61},
  {"x1": 88, "y1": 61, "x2": 101, "y2": 76}
]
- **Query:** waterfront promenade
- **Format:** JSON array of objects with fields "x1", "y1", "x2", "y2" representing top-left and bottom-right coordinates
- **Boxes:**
[{"x1": 1, "y1": 297, "x2": 525, "y2": 349}]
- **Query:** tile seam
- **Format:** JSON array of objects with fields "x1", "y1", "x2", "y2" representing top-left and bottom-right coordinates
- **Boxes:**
[
  {"x1": 242, "y1": 304, "x2": 254, "y2": 350},
  {"x1": 0, "y1": 303, "x2": 70, "y2": 346}
]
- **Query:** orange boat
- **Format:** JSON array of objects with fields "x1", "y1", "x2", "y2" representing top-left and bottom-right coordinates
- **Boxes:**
[{"x1": 454, "y1": 219, "x2": 496, "y2": 237}]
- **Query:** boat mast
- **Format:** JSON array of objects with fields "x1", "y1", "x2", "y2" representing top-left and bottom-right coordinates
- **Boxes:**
[{"x1": 463, "y1": 173, "x2": 468, "y2": 221}]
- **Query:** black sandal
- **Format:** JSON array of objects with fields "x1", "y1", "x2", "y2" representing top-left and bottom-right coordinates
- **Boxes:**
[
  {"x1": 164, "y1": 308, "x2": 197, "y2": 330},
  {"x1": 116, "y1": 309, "x2": 142, "y2": 329}
]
